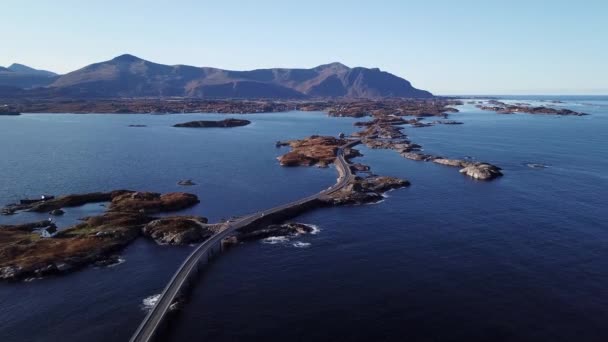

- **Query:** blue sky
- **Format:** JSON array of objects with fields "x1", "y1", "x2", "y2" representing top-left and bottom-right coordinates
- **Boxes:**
[{"x1": 2, "y1": 0, "x2": 607, "y2": 95}]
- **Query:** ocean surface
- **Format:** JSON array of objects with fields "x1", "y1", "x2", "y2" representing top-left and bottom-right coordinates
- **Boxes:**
[{"x1": 0, "y1": 96, "x2": 607, "y2": 341}]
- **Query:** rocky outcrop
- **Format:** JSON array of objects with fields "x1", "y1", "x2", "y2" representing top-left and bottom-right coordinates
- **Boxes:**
[
  {"x1": 400, "y1": 152, "x2": 436, "y2": 161},
  {"x1": 173, "y1": 118, "x2": 251, "y2": 128},
  {"x1": 459, "y1": 163, "x2": 503, "y2": 180},
  {"x1": 433, "y1": 120, "x2": 463, "y2": 125},
  {"x1": 236, "y1": 222, "x2": 315, "y2": 242},
  {"x1": 49, "y1": 209, "x2": 65, "y2": 216},
  {"x1": 142, "y1": 217, "x2": 219, "y2": 245},
  {"x1": 410, "y1": 121, "x2": 433, "y2": 128},
  {"x1": 433, "y1": 158, "x2": 466, "y2": 167},
  {"x1": 351, "y1": 163, "x2": 371, "y2": 172},
  {"x1": 177, "y1": 179, "x2": 196, "y2": 186},
  {"x1": 109, "y1": 192, "x2": 199, "y2": 213},
  {"x1": 278, "y1": 135, "x2": 360, "y2": 167},
  {"x1": 323, "y1": 176, "x2": 410, "y2": 205}
]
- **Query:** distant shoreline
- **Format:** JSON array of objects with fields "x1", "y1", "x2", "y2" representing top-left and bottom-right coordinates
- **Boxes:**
[{"x1": 2, "y1": 98, "x2": 459, "y2": 116}]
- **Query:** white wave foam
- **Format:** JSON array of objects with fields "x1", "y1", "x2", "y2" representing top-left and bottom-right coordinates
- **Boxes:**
[
  {"x1": 381, "y1": 187, "x2": 401, "y2": 199},
  {"x1": 142, "y1": 294, "x2": 161, "y2": 311},
  {"x1": 24, "y1": 277, "x2": 42, "y2": 282},
  {"x1": 525, "y1": 163, "x2": 549, "y2": 169},
  {"x1": 307, "y1": 224, "x2": 321, "y2": 235},
  {"x1": 106, "y1": 257, "x2": 126, "y2": 268},
  {"x1": 365, "y1": 198, "x2": 386, "y2": 205},
  {"x1": 262, "y1": 236, "x2": 290, "y2": 244},
  {"x1": 292, "y1": 241, "x2": 311, "y2": 248}
]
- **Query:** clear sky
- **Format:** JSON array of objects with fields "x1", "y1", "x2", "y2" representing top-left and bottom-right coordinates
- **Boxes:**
[{"x1": 2, "y1": 0, "x2": 607, "y2": 95}]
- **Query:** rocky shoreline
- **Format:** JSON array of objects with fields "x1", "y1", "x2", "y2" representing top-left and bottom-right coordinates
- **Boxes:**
[{"x1": 0, "y1": 191, "x2": 208, "y2": 280}]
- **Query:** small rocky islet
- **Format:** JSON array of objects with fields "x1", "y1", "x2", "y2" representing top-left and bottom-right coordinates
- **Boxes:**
[
  {"x1": 230, "y1": 222, "x2": 315, "y2": 243},
  {"x1": 173, "y1": 118, "x2": 251, "y2": 128}
]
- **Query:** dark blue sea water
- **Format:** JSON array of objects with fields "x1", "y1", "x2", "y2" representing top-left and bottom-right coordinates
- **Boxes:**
[{"x1": 1, "y1": 97, "x2": 607, "y2": 341}]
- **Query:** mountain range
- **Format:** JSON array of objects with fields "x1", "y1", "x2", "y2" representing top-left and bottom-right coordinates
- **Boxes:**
[{"x1": 0, "y1": 54, "x2": 432, "y2": 99}]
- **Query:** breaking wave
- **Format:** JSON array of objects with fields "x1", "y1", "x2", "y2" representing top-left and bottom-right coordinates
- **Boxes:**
[
  {"x1": 142, "y1": 294, "x2": 161, "y2": 312},
  {"x1": 308, "y1": 224, "x2": 321, "y2": 235},
  {"x1": 106, "y1": 257, "x2": 126, "y2": 268},
  {"x1": 262, "y1": 236, "x2": 290, "y2": 244}
]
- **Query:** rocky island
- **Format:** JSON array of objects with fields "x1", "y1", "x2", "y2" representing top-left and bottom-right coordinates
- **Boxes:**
[
  {"x1": 277, "y1": 136, "x2": 361, "y2": 167},
  {"x1": 476, "y1": 100, "x2": 588, "y2": 116},
  {"x1": 233, "y1": 222, "x2": 316, "y2": 242},
  {"x1": 173, "y1": 118, "x2": 251, "y2": 128}
]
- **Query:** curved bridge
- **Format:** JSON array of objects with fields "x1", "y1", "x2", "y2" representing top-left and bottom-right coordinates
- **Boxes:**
[{"x1": 130, "y1": 139, "x2": 360, "y2": 342}]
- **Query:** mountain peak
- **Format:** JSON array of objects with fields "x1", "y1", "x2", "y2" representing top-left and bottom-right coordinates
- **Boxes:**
[
  {"x1": 315, "y1": 62, "x2": 350, "y2": 71},
  {"x1": 8, "y1": 63, "x2": 31, "y2": 70},
  {"x1": 111, "y1": 54, "x2": 144, "y2": 63},
  {"x1": 7, "y1": 63, "x2": 57, "y2": 77}
]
